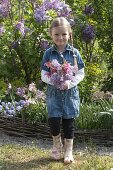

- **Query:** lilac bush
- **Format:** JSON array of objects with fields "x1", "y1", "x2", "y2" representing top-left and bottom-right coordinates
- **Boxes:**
[{"x1": 0, "y1": 0, "x2": 72, "y2": 85}]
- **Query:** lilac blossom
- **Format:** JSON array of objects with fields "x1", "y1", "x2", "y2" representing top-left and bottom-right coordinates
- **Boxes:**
[
  {"x1": 43, "y1": 0, "x2": 61, "y2": 10},
  {"x1": 34, "y1": 6, "x2": 50, "y2": 23},
  {"x1": 34, "y1": 0, "x2": 71, "y2": 22},
  {"x1": 0, "y1": 0, "x2": 9, "y2": 18},
  {"x1": 15, "y1": 20, "x2": 29, "y2": 36},
  {"x1": 40, "y1": 39, "x2": 50, "y2": 50},
  {"x1": 84, "y1": 5, "x2": 94, "y2": 15},
  {"x1": 82, "y1": 25, "x2": 95, "y2": 43},
  {"x1": 57, "y1": 2, "x2": 72, "y2": 17},
  {"x1": 24, "y1": 27, "x2": 30, "y2": 34}
]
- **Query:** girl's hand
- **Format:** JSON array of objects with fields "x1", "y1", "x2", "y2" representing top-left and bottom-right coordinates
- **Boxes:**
[{"x1": 62, "y1": 82, "x2": 68, "y2": 90}]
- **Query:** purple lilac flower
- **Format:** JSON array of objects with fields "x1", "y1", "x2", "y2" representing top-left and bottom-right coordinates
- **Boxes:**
[
  {"x1": 0, "y1": 24, "x2": 5, "y2": 36},
  {"x1": 24, "y1": 27, "x2": 30, "y2": 34},
  {"x1": 46, "y1": 59, "x2": 78, "y2": 90},
  {"x1": 40, "y1": 40, "x2": 50, "y2": 50},
  {"x1": 51, "y1": 73, "x2": 61, "y2": 87},
  {"x1": 0, "y1": 0, "x2": 9, "y2": 18},
  {"x1": 15, "y1": 20, "x2": 29, "y2": 36},
  {"x1": 82, "y1": 25, "x2": 95, "y2": 43},
  {"x1": 43, "y1": 0, "x2": 61, "y2": 10},
  {"x1": 84, "y1": 5, "x2": 94, "y2": 15},
  {"x1": 57, "y1": 2, "x2": 72, "y2": 17},
  {"x1": 51, "y1": 59, "x2": 61, "y2": 68},
  {"x1": 34, "y1": 6, "x2": 50, "y2": 23}
]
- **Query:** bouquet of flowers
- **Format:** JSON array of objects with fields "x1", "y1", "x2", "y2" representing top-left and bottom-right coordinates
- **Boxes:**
[{"x1": 45, "y1": 59, "x2": 78, "y2": 90}]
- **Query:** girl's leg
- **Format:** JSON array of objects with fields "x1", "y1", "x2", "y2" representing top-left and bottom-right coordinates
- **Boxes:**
[
  {"x1": 48, "y1": 117, "x2": 63, "y2": 160},
  {"x1": 62, "y1": 118, "x2": 75, "y2": 163}
]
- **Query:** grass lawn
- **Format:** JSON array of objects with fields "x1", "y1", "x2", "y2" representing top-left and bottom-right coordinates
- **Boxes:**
[{"x1": 0, "y1": 142, "x2": 113, "y2": 170}]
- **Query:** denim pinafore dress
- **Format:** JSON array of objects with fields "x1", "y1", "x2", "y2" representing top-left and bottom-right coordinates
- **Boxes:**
[{"x1": 41, "y1": 44, "x2": 84, "y2": 119}]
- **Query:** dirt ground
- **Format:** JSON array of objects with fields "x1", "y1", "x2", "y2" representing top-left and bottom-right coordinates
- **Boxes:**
[{"x1": 0, "y1": 131, "x2": 113, "y2": 156}]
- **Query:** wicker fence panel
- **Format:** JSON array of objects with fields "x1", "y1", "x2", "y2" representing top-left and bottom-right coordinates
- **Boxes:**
[{"x1": 0, "y1": 116, "x2": 113, "y2": 146}]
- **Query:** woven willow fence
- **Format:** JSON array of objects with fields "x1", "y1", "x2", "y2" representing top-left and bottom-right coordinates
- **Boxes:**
[{"x1": 0, "y1": 115, "x2": 113, "y2": 146}]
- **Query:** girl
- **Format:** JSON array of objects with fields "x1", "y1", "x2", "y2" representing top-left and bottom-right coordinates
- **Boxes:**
[{"x1": 41, "y1": 17, "x2": 85, "y2": 164}]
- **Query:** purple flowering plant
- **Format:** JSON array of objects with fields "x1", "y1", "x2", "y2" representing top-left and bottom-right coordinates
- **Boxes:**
[
  {"x1": 45, "y1": 59, "x2": 78, "y2": 90},
  {"x1": 82, "y1": 25, "x2": 95, "y2": 43},
  {"x1": 0, "y1": 82, "x2": 46, "y2": 118},
  {"x1": 84, "y1": 5, "x2": 94, "y2": 15},
  {"x1": 0, "y1": 0, "x2": 73, "y2": 85}
]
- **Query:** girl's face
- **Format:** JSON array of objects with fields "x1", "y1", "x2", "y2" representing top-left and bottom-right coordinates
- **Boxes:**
[{"x1": 51, "y1": 25, "x2": 70, "y2": 51}]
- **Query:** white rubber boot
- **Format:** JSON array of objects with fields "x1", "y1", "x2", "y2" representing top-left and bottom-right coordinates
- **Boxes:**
[
  {"x1": 64, "y1": 139, "x2": 74, "y2": 164},
  {"x1": 51, "y1": 134, "x2": 63, "y2": 160}
]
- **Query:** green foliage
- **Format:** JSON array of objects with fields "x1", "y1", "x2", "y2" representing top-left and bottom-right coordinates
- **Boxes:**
[
  {"x1": 91, "y1": 0, "x2": 113, "y2": 91},
  {"x1": 76, "y1": 99, "x2": 113, "y2": 129},
  {"x1": 79, "y1": 61, "x2": 107, "y2": 101},
  {"x1": 66, "y1": 0, "x2": 113, "y2": 96},
  {"x1": 0, "y1": 79, "x2": 7, "y2": 99},
  {"x1": 26, "y1": 102, "x2": 48, "y2": 124},
  {"x1": 0, "y1": 0, "x2": 50, "y2": 85},
  {"x1": 18, "y1": 97, "x2": 113, "y2": 129}
]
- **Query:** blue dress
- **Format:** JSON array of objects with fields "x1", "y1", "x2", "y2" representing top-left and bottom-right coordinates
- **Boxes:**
[{"x1": 41, "y1": 44, "x2": 85, "y2": 119}]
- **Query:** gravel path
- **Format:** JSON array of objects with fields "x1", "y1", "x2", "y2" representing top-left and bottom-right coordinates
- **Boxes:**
[{"x1": 0, "y1": 131, "x2": 113, "y2": 156}]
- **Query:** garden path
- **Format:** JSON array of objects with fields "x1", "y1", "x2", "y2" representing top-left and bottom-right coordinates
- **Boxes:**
[{"x1": 0, "y1": 131, "x2": 113, "y2": 156}]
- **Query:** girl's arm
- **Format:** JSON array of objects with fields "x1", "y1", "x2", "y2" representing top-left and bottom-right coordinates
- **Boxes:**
[
  {"x1": 65, "y1": 68, "x2": 85, "y2": 89},
  {"x1": 41, "y1": 70, "x2": 53, "y2": 85}
]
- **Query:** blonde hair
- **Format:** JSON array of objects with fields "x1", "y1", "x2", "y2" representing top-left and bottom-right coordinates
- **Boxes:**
[{"x1": 49, "y1": 17, "x2": 72, "y2": 37}]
